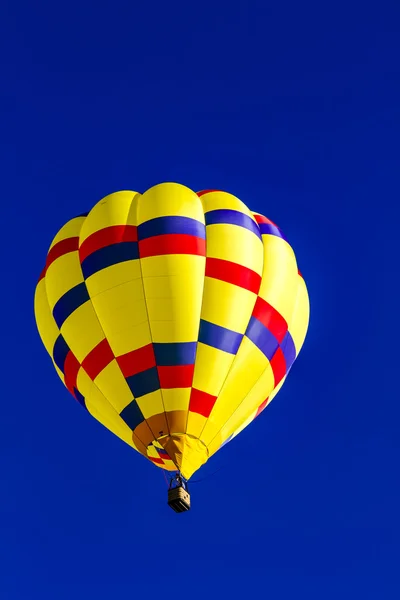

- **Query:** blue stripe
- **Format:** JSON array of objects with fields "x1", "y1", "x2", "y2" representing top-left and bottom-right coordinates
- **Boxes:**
[
  {"x1": 153, "y1": 342, "x2": 197, "y2": 366},
  {"x1": 53, "y1": 334, "x2": 70, "y2": 372},
  {"x1": 137, "y1": 216, "x2": 206, "y2": 240},
  {"x1": 120, "y1": 400, "x2": 145, "y2": 430},
  {"x1": 258, "y1": 223, "x2": 287, "y2": 240},
  {"x1": 245, "y1": 316, "x2": 279, "y2": 360},
  {"x1": 126, "y1": 367, "x2": 160, "y2": 398},
  {"x1": 53, "y1": 283, "x2": 90, "y2": 329},
  {"x1": 281, "y1": 331, "x2": 296, "y2": 371},
  {"x1": 73, "y1": 388, "x2": 87, "y2": 409},
  {"x1": 205, "y1": 209, "x2": 262, "y2": 240},
  {"x1": 81, "y1": 242, "x2": 139, "y2": 279},
  {"x1": 198, "y1": 320, "x2": 243, "y2": 355}
]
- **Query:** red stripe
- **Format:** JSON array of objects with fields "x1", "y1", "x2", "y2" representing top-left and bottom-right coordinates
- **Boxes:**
[
  {"x1": 158, "y1": 365, "x2": 194, "y2": 388},
  {"x1": 79, "y1": 225, "x2": 137, "y2": 262},
  {"x1": 116, "y1": 344, "x2": 156, "y2": 378},
  {"x1": 82, "y1": 338, "x2": 114, "y2": 380},
  {"x1": 252, "y1": 296, "x2": 288, "y2": 343},
  {"x1": 47, "y1": 237, "x2": 80, "y2": 267},
  {"x1": 205, "y1": 258, "x2": 261, "y2": 294},
  {"x1": 189, "y1": 388, "x2": 217, "y2": 418},
  {"x1": 256, "y1": 397, "x2": 269, "y2": 417},
  {"x1": 197, "y1": 189, "x2": 221, "y2": 197},
  {"x1": 139, "y1": 234, "x2": 206, "y2": 258},
  {"x1": 63, "y1": 351, "x2": 81, "y2": 395},
  {"x1": 253, "y1": 213, "x2": 277, "y2": 227},
  {"x1": 40, "y1": 237, "x2": 80, "y2": 280},
  {"x1": 270, "y1": 347, "x2": 287, "y2": 387},
  {"x1": 298, "y1": 268, "x2": 303, "y2": 278},
  {"x1": 149, "y1": 456, "x2": 164, "y2": 465}
]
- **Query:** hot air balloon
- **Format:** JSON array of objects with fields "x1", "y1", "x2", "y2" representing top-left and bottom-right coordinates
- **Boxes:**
[{"x1": 34, "y1": 183, "x2": 309, "y2": 512}]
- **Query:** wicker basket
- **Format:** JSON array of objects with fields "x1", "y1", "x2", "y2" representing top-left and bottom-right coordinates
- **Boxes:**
[{"x1": 168, "y1": 486, "x2": 191, "y2": 513}]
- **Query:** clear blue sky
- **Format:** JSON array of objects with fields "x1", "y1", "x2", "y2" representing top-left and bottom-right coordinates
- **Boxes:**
[{"x1": 1, "y1": 1, "x2": 399, "y2": 598}]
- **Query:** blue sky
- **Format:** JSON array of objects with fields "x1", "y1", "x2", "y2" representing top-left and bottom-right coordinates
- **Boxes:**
[{"x1": 1, "y1": 1, "x2": 399, "y2": 598}]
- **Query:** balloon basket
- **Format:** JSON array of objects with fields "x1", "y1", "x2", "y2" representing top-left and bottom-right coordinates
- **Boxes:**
[{"x1": 168, "y1": 486, "x2": 191, "y2": 513}]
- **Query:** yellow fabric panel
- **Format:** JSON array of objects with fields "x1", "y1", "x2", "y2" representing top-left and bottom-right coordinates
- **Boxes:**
[
  {"x1": 142, "y1": 259, "x2": 205, "y2": 343},
  {"x1": 162, "y1": 389, "x2": 191, "y2": 412},
  {"x1": 135, "y1": 182, "x2": 204, "y2": 223},
  {"x1": 48, "y1": 216, "x2": 85, "y2": 250},
  {"x1": 79, "y1": 190, "x2": 139, "y2": 243},
  {"x1": 34, "y1": 280, "x2": 61, "y2": 356},
  {"x1": 74, "y1": 364, "x2": 96, "y2": 398},
  {"x1": 151, "y1": 321, "x2": 192, "y2": 344},
  {"x1": 89, "y1": 278, "x2": 147, "y2": 337},
  {"x1": 205, "y1": 224, "x2": 263, "y2": 272},
  {"x1": 140, "y1": 255, "x2": 204, "y2": 286},
  {"x1": 288, "y1": 275, "x2": 310, "y2": 353},
  {"x1": 60, "y1": 301, "x2": 105, "y2": 363},
  {"x1": 257, "y1": 235, "x2": 298, "y2": 324},
  {"x1": 92, "y1": 360, "x2": 133, "y2": 414},
  {"x1": 76, "y1": 369, "x2": 138, "y2": 450},
  {"x1": 200, "y1": 337, "x2": 272, "y2": 445},
  {"x1": 136, "y1": 390, "x2": 165, "y2": 420},
  {"x1": 186, "y1": 411, "x2": 208, "y2": 439},
  {"x1": 208, "y1": 361, "x2": 275, "y2": 456},
  {"x1": 192, "y1": 342, "x2": 234, "y2": 395},
  {"x1": 201, "y1": 278, "x2": 256, "y2": 333},
  {"x1": 45, "y1": 253, "x2": 84, "y2": 307},
  {"x1": 34, "y1": 278, "x2": 66, "y2": 388},
  {"x1": 106, "y1": 322, "x2": 152, "y2": 356},
  {"x1": 140, "y1": 253, "x2": 201, "y2": 278},
  {"x1": 85, "y1": 260, "x2": 142, "y2": 298},
  {"x1": 93, "y1": 296, "x2": 148, "y2": 339}
]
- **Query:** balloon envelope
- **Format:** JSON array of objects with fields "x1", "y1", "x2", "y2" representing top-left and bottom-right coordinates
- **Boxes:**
[{"x1": 34, "y1": 183, "x2": 309, "y2": 479}]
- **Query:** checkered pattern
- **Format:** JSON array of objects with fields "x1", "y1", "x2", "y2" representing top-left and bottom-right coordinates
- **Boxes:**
[{"x1": 34, "y1": 184, "x2": 309, "y2": 479}]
